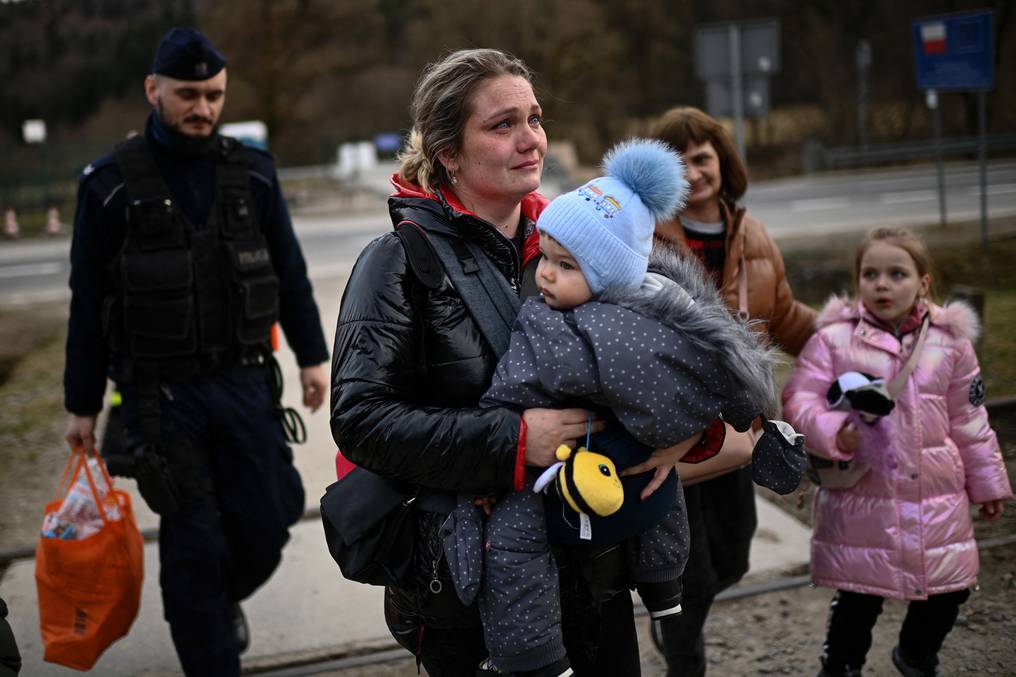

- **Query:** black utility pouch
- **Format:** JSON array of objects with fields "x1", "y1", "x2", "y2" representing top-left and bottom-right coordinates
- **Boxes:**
[
  {"x1": 134, "y1": 446, "x2": 181, "y2": 515},
  {"x1": 105, "y1": 445, "x2": 180, "y2": 516}
]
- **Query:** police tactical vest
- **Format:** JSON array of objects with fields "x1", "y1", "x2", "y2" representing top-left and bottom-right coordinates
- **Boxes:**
[{"x1": 106, "y1": 135, "x2": 279, "y2": 378}]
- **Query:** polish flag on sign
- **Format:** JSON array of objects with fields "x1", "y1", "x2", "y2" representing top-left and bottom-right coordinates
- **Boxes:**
[{"x1": 921, "y1": 21, "x2": 947, "y2": 55}]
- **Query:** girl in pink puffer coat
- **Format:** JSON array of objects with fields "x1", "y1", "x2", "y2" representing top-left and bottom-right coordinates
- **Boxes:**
[{"x1": 782, "y1": 227, "x2": 1012, "y2": 677}]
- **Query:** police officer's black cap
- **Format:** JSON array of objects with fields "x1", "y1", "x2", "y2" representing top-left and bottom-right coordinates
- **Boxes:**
[{"x1": 152, "y1": 27, "x2": 226, "y2": 81}]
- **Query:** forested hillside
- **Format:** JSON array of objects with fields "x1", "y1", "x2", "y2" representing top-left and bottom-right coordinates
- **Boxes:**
[{"x1": 0, "y1": 0, "x2": 1012, "y2": 173}]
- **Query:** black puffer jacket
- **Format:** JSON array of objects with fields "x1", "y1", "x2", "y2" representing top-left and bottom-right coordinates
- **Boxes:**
[{"x1": 330, "y1": 176, "x2": 546, "y2": 495}]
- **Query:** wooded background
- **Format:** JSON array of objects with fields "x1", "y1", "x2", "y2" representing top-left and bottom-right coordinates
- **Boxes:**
[{"x1": 0, "y1": 0, "x2": 1013, "y2": 182}]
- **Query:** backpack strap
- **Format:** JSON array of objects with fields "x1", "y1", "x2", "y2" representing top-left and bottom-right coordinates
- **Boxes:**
[
  {"x1": 395, "y1": 218, "x2": 520, "y2": 357},
  {"x1": 736, "y1": 255, "x2": 749, "y2": 321},
  {"x1": 113, "y1": 135, "x2": 172, "y2": 205},
  {"x1": 394, "y1": 221, "x2": 445, "y2": 290},
  {"x1": 215, "y1": 136, "x2": 258, "y2": 240},
  {"x1": 113, "y1": 136, "x2": 189, "y2": 251}
]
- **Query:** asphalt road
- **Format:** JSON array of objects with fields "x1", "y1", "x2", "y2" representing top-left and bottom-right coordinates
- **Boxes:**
[
  {"x1": 745, "y1": 159, "x2": 1016, "y2": 237},
  {"x1": 0, "y1": 213, "x2": 386, "y2": 308},
  {"x1": 2, "y1": 159, "x2": 1015, "y2": 308}
]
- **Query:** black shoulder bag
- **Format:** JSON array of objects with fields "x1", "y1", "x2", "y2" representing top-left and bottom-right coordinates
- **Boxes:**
[
  {"x1": 320, "y1": 215, "x2": 520, "y2": 587},
  {"x1": 321, "y1": 466, "x2": 417, "y2": 587}
]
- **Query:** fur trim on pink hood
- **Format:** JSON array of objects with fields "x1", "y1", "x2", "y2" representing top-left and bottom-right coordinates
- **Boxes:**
[
  {"x1": 815, "y1": 294, "x2": 981, "y2": 343},
  {"x1": 782, "y1": 296, "x2": 1012, "y2": 600}
]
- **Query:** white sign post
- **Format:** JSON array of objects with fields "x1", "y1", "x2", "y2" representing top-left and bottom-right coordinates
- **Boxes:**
[{"x1": 696, "y1": 20, "x2": 780, "y2": 166}]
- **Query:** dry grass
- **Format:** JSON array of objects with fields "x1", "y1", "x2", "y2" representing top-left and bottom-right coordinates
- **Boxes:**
[
  {"x1": 0, "y1": 308, "x2": 71, "y2": 552},
  {"x1": 0, "y1": 304, "x2": 66, "y2": 384},
  {"x1": 980, "y1": 290, "x2": 1016, "y2": 398}
]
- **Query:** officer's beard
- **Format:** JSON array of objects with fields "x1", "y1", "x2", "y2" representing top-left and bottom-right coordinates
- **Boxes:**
[{"x1": 155, "y1": 100, "x2": 218, "y2": 156}]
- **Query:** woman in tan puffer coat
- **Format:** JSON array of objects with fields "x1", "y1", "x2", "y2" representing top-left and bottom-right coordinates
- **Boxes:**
[{"x1": 647, "y1": 106, "x2": 816, "y2": 677}]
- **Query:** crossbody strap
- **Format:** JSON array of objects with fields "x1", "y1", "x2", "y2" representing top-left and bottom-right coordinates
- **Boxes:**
[
  {"x1": 720, "y1": 202, "x2": 750, "y2": 321},
  {"x1": 887, "y1": 314, "x2": 931, "y2": 398},
  {"x1": 395, "y1": 219, "x2": 520, "y2": 357},
  {"x1": 737, "y1": 255, "x2": 749, "y2": 320}
]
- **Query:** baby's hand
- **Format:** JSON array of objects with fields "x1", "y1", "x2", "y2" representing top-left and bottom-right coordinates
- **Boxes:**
[
  {"x1": 978, "y1": 499, "x2": 1005, "y2": 522},
  {"x1": 836, "y1": 421, "x2": 860, "y2": 452},
  {"x1": 473, "y1": 496, "x2": 498, "y2": 517}
]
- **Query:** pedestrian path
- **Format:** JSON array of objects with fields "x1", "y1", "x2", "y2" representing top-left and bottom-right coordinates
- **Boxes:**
[
  {"x1": 0, "y1": 493, "x2": 810, "y2": 677},
  {"x1": 0, "y1": 274, "x2": 813, "y2": 676}
]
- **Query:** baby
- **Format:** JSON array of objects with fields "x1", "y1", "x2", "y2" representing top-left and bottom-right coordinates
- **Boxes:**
[{"x1": 446, "y1": 139, "x2": 800, "y2": 677}]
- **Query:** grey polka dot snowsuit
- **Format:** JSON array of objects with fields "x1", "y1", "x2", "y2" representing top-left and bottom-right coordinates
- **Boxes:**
[{"x1": 441, "y1": 252, "x2": 780, "y2": 673}]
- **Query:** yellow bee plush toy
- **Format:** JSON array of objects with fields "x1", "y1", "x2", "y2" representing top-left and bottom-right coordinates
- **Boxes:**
[{"x1": 533, "y1": 444, "x2": 624, "y2": 517}]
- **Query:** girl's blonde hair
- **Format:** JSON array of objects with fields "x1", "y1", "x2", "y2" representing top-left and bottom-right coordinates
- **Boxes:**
[
  {"x1": 398, "y1": 49, "x2": 533, "y2": 194},
  {"x1": 853, "y1": 227, "x2": 935, "y2": 298}
]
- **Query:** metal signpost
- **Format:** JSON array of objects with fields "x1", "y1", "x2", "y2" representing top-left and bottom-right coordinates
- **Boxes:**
[
  {"x1": 696, "y1": 20, "x2": 780, "y2": 165},
  {"x1": 856, "y1": 39, "x2": 872, "y2": 149},
  {"x1": 912, "y1": 10, "x2": 994, "y2": 246}
]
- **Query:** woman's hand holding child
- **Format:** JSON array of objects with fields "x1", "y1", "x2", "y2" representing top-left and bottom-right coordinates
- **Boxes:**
[{"x1": 522, "y1": 408, "x2": 605, "y2": 467}]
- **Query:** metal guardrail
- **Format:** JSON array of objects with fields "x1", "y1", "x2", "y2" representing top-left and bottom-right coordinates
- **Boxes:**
[{"x1": 804, "y1": 134, "x2": 1016, "y2": 172}]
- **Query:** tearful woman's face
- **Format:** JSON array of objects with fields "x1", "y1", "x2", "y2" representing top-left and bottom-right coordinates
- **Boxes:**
[{"x1": 441, "y1": 75, "x2": 547, "y2": 211}]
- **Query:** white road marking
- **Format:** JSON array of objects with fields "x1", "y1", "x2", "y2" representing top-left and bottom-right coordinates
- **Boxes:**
[
  {"x1": 879, "y1": 190, "x2": 936, "y2": 204},
  {"x1": 0, "y1": 288, "x2": 69, "y2": 307},
  {"x1": 966, "y1": 183, "x2": 1016, "y2": 196},
  {"x1": 0, "y1": 262, "x2": 62, "y2": 279},
  {"x1": 790, "y1": 197, "x2": 851, "y2": 212}
]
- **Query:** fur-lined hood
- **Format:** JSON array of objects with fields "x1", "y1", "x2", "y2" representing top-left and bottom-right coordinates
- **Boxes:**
[
  {"x1": 816, "y1": 295, "x2": 981, "y2": 344},
  {"x1": 600, "y1": 246, "x2": 779, "y2": 417}
]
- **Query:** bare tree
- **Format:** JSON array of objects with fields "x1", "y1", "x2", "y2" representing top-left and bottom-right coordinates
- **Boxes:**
[{"x1": 197, "y1": 0, "x2": 384, "y2": 148}]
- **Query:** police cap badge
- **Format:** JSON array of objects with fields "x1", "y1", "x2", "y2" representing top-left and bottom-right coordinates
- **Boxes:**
[{"x1": 152, "y1": 27, "x2": 226, "y2": 81}]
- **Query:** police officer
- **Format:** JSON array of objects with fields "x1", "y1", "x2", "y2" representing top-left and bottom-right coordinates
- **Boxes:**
[
  {"x1": 63, "y1": 27, "x2": 329, "y2": 676},
  {"x1": 0, "y1": 597, "x2": 21, "y2": 677}
]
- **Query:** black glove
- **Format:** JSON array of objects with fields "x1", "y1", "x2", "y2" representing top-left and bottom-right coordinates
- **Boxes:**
[{"x1": 751, "y1": 419, "x2": 806, "y2": 495}]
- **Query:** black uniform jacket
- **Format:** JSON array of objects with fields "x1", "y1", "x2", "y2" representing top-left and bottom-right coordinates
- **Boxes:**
[
  {"x1": 330, "y1": 176, "x2": 545, "y2": 496},
  {"x1": 64, "y1": 113, "x2": 328, "y2": 416}
]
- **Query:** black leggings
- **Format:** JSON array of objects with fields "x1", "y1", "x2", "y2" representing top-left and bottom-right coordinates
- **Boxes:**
[
  {"x1": 657, "y1": 593, "x2": 713, "y2": 677},
  {"x1": 822, "y1": 588, "x2": 970, "y2": 671}
]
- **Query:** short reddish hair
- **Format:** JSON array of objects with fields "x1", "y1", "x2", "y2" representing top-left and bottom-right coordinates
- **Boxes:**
[{"x1": 648, "y1": 106, "x2": 748, "y2": 202}]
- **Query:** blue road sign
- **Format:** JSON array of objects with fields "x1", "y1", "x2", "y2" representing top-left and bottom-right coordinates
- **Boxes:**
[{"x1": 913, "y1": 10, "x2": 994, "y2": 91}]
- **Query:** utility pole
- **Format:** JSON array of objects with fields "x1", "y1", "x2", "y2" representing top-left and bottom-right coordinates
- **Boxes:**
[
  {"x1": 728, "y1": 24, "x2": 745, "y2": 162},
  {"x1": 697, "y1": 20, "x2": 780, "y2": 169},
  {"x1": 856, "y1": 39, "x2": 871, "y2": 148},
  {"x1": 928, "y1": 89, "x2": 947, "y2": 227}
]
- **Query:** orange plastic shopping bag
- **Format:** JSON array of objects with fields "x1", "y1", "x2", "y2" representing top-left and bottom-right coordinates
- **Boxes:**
[{"x1": 35, "y1": 448, "x2": 144, "y2": 670}]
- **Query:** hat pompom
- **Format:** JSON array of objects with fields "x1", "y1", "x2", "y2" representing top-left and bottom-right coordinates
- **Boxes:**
[{"x1": 602, "y1": 138, "x2": 688, "y2": 223}]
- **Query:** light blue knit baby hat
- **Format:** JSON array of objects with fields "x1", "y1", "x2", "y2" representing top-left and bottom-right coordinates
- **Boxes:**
[{"x1": 538, "y1": 138, "x2": 688, "y2": 294}]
